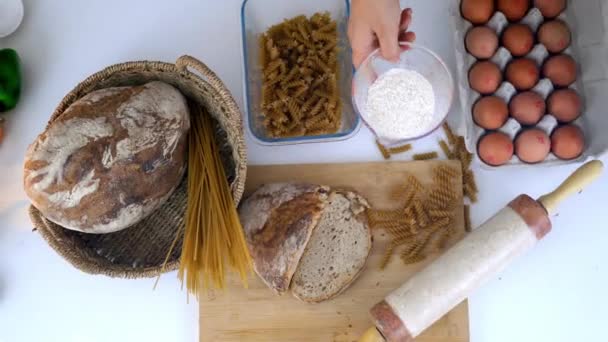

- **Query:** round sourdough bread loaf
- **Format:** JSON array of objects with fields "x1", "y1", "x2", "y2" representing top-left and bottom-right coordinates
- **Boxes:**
[
  {"x1": 239, "y1": 183, "x2": 372, "y2": 302},
  {"x1": 239, "y1": 183, "x2": 330, "y2": 294},
  {"x1": 23, "y1": 81, "x2": 190, "y2": 233}
]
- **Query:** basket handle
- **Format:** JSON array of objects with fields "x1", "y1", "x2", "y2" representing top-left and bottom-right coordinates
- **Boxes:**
[{"x1": 176, "y1": 55, "x2": 229, "y2": 95}]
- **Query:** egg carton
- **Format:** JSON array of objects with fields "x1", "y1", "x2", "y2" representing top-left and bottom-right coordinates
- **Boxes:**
[{"x1": 449, "y1": 1, "x2": 594, "y2": 168}]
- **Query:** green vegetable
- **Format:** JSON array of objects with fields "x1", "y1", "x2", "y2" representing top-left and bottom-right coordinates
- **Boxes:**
[{"x1": 0, "y1": 48, "x2": 21, "y2": 112}]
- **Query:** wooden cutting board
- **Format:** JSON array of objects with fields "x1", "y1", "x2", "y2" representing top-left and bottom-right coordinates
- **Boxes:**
[{"x1": 200, "y1": 161, "x2": 469, "y2": 342}]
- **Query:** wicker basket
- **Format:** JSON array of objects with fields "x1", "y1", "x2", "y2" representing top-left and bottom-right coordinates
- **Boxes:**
[{"x1": 28, "y1": 55, "x2": 247, "y2": 278}]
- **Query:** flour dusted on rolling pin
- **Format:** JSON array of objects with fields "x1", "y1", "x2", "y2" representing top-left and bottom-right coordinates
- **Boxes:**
[
  {"x1": 365, "y1": 69, "x2": 437, "y2": 140},
  {"x1": 386, "y1": 207, "x2": 537, "y2": 337},
  {"x1": 370, "y1": 195, "x2": 552, "y2": 342}
]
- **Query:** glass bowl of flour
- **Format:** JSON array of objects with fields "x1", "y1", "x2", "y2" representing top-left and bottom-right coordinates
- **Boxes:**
[{"x1": 353, "y1": 42, "x2": 454, "y2": 146}]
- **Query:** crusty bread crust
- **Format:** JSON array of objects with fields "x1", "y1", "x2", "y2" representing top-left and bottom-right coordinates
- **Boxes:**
[
  {"x1": 238, "y1": 183, "x2": 330, "y2": 294},
  {"x1": 291, "y1": 189, "x2": 372, "y2": 303},
  {"x1": 23, "y1": 81, "x2": 189, "y2": 233}
]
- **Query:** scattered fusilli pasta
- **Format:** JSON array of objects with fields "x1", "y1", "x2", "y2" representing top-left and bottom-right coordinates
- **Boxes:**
[
  {"x1": 413, "y1": 152, "x2": 439, "y2": 161},
  {"x1": 372, "y1": 166, "x2": 463, "y2": 269}
]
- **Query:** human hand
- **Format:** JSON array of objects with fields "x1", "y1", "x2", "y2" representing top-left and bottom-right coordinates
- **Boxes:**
[{"x1": 348, "y1": 0, "x2": 416, "y2": 68}]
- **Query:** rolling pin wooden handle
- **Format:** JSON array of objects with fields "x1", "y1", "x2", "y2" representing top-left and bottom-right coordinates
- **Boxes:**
[
  {"x1": 358, "y1": 327, "x2": 385, "y2": 342},
  {"x1": 538, "y1": 160, "x2": 604, "y2": 214}
]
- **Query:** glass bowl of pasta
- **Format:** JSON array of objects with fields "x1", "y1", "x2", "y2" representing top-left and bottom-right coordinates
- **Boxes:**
[
  {"x1": 352, "y1": 42, "x2": 454, "y2": 147},
  {"x1": 241, "y1": 0, "x2": 361, "y2": 145}
]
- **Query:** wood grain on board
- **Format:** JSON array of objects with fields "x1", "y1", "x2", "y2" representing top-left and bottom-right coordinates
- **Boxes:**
[{"x1": 200, "y1": 161, "x2": 469, "y2": 342}]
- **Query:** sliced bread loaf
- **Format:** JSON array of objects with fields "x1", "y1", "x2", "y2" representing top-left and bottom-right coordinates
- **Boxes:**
[
  {"x1": 291, "y1": 190, "x2": 371, "y2": 303},
  {"x1": 238, "y1": 183, "x2": 329, "y2": 294}
]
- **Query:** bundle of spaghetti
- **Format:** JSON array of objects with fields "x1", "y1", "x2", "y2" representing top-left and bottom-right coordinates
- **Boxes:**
[
  {"x1": 259, "y1": 12, "x2": 340, "y2": 138},
  {"x1": 175, "y1": 109, "x2": 252, "y2": 298},
  {"x1": 413, "y1": 152, "x2": 439, "y2": 161}
]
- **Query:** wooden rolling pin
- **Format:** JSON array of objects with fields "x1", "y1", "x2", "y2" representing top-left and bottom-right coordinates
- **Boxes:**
[{"x1": 359, "y1": 160, "x2": 604, "y2": 342}]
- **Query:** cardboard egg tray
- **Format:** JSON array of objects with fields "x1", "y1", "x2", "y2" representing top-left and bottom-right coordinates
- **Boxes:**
[{"x1": 449, "y1": 1, "x2": 593, "y2": 168}]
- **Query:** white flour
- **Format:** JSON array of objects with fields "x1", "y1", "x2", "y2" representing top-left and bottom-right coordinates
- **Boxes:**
[{"x1": 365, "y1": 69, "x2": 437, "y2": 140}]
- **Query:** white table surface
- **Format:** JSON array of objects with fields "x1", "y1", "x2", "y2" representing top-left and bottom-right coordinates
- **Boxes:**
[{"x1": 1, "y1": 1, "x2": 607, "y2": 341}]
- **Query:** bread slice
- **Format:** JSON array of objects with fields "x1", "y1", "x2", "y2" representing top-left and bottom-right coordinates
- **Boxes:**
[
  {"x1": 291, "y1": 190, "x2": 371, "y2": 303},
  {"x1": 238, "y1": 183, "x2": 329, "y2": 294}
]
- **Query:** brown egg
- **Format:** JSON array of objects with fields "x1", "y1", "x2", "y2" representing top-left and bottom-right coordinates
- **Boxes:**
[
  {"x1": 466, "y1": 26, "x2": 499, "y2": 59},
  {"x1": 502, "y1": 24, "x2": 535, "y2": 57},
  {"x1": 461, "y1": 0, "x2": 495, "y2": 24},
  {"x1": 548, "y1": 89, "x2": 582, "y2": 123},
  {"x1": 551, "y1": 125, "x2": 585, "y2": 160},
  {"x1": 509, "y1": 91, "x2": 546, "y2": 125},
  {"x1": 543, "y1": 54, "x2": 577, "y2": 87},
  {"x1": 473, "y1": 96, "x2": 509, "y2": 129},
  {"x1": 506, "y1": 58, "x2": 540, "y2": 90},
  {"x1": 534, "y1": 0, "x2": 567, "y2": 18},
  {"x1": 538, "y1": 20, "x2": 571, "y2": 53},
  {"x1": 497, "y1": 0, "x2": 530, "y2": 21},
  {"x1": 469, "y1": 61, "x2": 503, "y2": 94},
  {"x1": 478, "y1": 132, "x2": 514, "y2": 166},
  {"x1": 515, "y1": 128, "x2": 551, "y2": 163}
]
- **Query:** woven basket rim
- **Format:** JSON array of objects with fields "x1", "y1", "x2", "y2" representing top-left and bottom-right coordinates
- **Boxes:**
[{"x1": 30, "y1": 55, "x2": 247, "y2": 278}]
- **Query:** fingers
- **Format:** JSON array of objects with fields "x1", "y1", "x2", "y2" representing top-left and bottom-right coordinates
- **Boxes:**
[
  {"x1": 349, "y1": 24, "x2": 376, "y2": 68},
  {"x1": 379, "y1": 7, "x2": 412, "y2": 62},
  {"x1": 398, "y1": 8, "x2": 414, "y2": 49},
  {"x1": 352, "y1": 47, "x2": 374, "y2": 69},
  {"x1": 348, "y1": 4, "x2": 415, "y2": 67},
  {"x1": 398, "y1": 31, "x2": 417, "y2": 43},
  {"x1": 398, "y1": 31, "x2": 416, "y2": 52},
  {"x1": 378, "y1": 25, "x2": 400, "y2": 62},
  {"x1": 399, "y1": 8, "x2": 413, "y2": 32}
]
